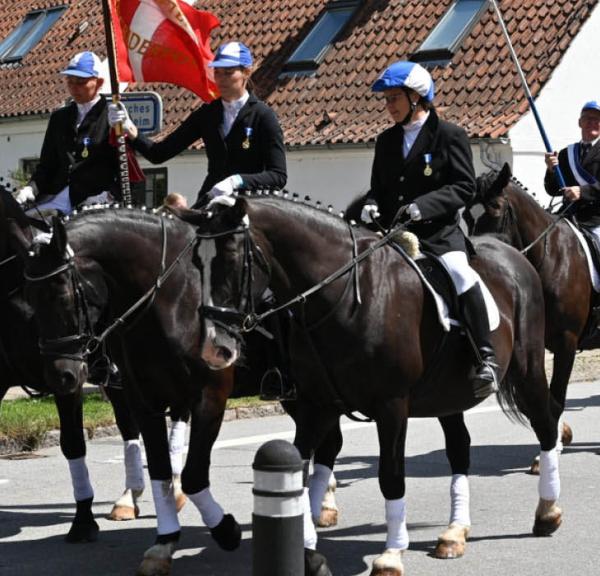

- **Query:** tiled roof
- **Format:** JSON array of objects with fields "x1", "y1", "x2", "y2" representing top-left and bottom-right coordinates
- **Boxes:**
[{"x1": 0, "y1": 0, "x2": 597, "y2": 144}]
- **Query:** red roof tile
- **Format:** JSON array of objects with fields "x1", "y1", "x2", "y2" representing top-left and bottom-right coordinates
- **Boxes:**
[{"x1": 0, "y1": 0, "x2": 597, "y2": 145}]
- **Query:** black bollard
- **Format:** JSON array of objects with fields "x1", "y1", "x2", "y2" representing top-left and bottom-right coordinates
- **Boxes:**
[{"x1": 252, "y1": 439, "x2": 305, "y2": 575}]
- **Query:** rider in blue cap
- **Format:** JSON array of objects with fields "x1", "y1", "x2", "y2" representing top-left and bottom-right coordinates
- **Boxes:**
[
  {"x1": 544, "y1": 100, "x2": 600, "y2": 229},
  {"x1": 108, "y1": 41, "x2": 287, "y2": 207},
  {"x1": 361, "y1": 61, "x2": 498, "y2": 398}
]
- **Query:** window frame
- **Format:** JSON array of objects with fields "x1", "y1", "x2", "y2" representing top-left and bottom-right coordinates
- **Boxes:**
[
  {"x1": 411, "y1": 0, "x2": 488, "y2": 66},
  {"x1": 283, "y1": 0, "x2": 361, "y2": 73},
  {"x1": 0, "y1": 6, "x2": 67, "y2": 64}
]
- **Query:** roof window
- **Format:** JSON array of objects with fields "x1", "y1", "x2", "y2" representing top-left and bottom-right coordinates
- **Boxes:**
[
  {"x1": 284, "y1": 0, "x2": 360, "y2": 73},
  {"x1": 0, "y1": 6, "x2": 66, "y2": 64},
  {"x1": 411, "y1": 0, "x2": 487, "y2": 66}
]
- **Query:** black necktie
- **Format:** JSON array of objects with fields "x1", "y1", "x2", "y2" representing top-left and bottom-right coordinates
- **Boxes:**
[{"x1": 581, "y1": 142, "x2": 591, "y2": 160}]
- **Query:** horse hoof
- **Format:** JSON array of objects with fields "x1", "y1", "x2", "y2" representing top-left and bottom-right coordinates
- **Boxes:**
[
  {"x1": 533, "y1": 500, "x2": 562, "y2": 536},
  {"x1": 370, "y1": 548, "x2": 404, "y2": 576},
  {"x1": 64, "y1": 519, "x2": 99, "y2": 543},
  {"x1": 136, "y1": 558, "x2": 171, "y2": 576},
  {"x1": 317, "y1": 506, "x2": 338, "y2": 528},
  {"x1": 528, "y1": 455, "x2": 540, "y2": 476},
  {"x1": 433, "y1": 523, "x2": 470, "y2": 558},
  {"x1": 561, "y1": 422, "x2": 573, "y2": 446},
  {"x1": 175, "y1": 492, "x2": 187, "y2": 513},
  {"x1": 305, "y1": 548, "x2": 332, "y2": 576},
  {"x1": 107, "y1": 504, "x2": 139, "y2": 521},
  {"x1": 210, "y1": 513, "x2": 241, "y2": 551}
]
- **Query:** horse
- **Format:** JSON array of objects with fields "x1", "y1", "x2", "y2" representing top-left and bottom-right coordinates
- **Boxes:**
[
  {"x1": 0, "y1": 190, "x2": 153, "y2": 539},
  {"x1": 474, "y1": 163, "x2": 595, "y2": 460},
  {"x1": 187, "y1": 192, "x2": 563, "y2": 576}
]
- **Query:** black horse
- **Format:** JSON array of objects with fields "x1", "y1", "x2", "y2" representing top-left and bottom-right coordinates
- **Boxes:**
[
  {"x1": 188, "y1": 192, "x2": 563, "y2": 576},
  {"x1": 0, "y1": 191, "x2": 151, "y2": 540},
  {"x1": 474, "y1": 163, "x2": 596, "y2": 458}
]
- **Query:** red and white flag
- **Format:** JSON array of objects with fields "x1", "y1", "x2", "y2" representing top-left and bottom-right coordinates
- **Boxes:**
[{"x1": 110, "y1": 0, "x2": 220, "y2": 101}]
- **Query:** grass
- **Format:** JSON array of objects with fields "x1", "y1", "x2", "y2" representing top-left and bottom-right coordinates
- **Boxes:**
[{"x1": 0, "y1": 392, "x2": 264, "y2": 452}]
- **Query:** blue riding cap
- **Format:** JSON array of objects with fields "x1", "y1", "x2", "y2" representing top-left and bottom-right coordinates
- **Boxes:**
[
  {"x1": 209, "y1": 42, "x2": 253, "y2": 68},
  {"x1": 371, "y1": 61, "x2": 435, "y2": 102},
  {"x1": 581, "y1": 100, "x2": 600, "y2": 113}
]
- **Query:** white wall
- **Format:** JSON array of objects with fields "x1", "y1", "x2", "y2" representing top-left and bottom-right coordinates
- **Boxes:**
[
  {"x1": 509, "y1": 3, "x2": 600, "y2": 204},
  {"x1": 0, "y1": 117, "x2": 48, "y2": 186}
]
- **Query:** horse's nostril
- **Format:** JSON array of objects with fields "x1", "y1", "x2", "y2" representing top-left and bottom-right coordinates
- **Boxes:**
[{"x1": 217, "y1": 346, "x2": 233, "y2": 362}]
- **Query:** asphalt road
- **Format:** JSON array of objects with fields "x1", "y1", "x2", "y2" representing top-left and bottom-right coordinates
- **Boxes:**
[{"x1": 1, "y1": 381, "x2": 599, "y2": 576}]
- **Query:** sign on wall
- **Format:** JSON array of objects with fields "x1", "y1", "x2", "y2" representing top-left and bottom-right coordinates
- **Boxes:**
[{"x1": 120, "y1": 91, "x2": 163, "y2": 135}]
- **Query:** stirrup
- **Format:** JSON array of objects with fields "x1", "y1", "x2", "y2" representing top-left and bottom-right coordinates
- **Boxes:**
[
  {"x1": 470, "y1": 362, "x2": 498, "y2": 399},
  {"x1": 259, "y1": 367, "x2": 296, "y2": 401}
]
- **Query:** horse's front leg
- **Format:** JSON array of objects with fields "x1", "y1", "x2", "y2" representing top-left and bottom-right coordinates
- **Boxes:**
[
  {"x1": 54, "y1": 391, "x2": 99, "y2": 543},
  {"x1": 182, "y1": 369, "x2": 241, "y2": 552},
  {"x1": 103, "y1": 384, "x2": 145, "y2": 521},
  {"x1": 311, "y1": 420, "x2": 342, "y2": 527},
  {"x1": 435, "y1": 413, "x2": 471, "y2": 558},
  {"x1": 135, "y1": 410, "x2": 180, "y2": 576},
  {"x1": 293, "y1": 402, "x2": 337, "y2": 576},
  {"x1": 370, "y1": 398, "x2": 409, "y2": 576}
]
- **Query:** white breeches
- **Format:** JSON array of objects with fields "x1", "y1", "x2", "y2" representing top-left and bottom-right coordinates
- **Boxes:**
[{"x1": 438, "y1": 251, "x2": 479, "y2": 295}]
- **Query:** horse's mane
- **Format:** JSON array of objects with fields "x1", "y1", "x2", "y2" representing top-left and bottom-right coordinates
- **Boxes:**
[{"x1": 240, "y1": 190, "x2": 373, "y2": 236}]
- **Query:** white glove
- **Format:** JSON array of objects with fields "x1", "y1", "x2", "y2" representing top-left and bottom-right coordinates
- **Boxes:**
[
  {"x1": 207, "y1": 175, "x2": 243, "y2": 200},
  {"x1": 407, "y1": 203, "x2": 422, "y2": 221},
  {"x1": 14, "y1": 185, "x2": 35, "y2": 204},
  {"x1": 107, "y1": 102, "x2": 136, "y2": 137},
  {"x1": 360, "y1": 203, "x2": 380, "y2": 223}
]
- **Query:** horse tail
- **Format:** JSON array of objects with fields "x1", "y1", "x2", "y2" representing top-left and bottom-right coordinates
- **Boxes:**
[{"x1": 496, "y1": 371, "x2": 530, "y2": 427}]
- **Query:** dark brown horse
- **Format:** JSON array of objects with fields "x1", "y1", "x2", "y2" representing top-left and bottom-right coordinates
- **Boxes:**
[
  {"x1": 10, "y1": 208, "x2": 241, "y2": 576},
  {"x1": 188, "y1": 193, "x2": 563, "y2": 576},
  {"x1": 474, "y1": 163, "x2": 595, "y2": 456},
  {"x1": 0, "y1": 190, "x2": 150, "y2": 540}
]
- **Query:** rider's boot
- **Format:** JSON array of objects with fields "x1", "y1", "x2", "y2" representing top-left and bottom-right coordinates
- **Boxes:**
[{"x1": 459, "y1": 283, "x2": 499, "y2": 399}]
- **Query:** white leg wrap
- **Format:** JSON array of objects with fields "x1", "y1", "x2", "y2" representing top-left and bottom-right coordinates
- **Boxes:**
[
  {"x1": 150, "y1": 479, "x2": 180, "y2": 535},
  {"x1": 385, "y1": 498, "x2": 409, "y2": 550},
  {"x1": 302, "y1": 488, "x2": 318, "y2": 550},
  {"x1": 449, "y1": 474, "x2": 471, "y2": 526},
  {"x1": 556, "y1": 414, "x2": 564, "y2": 454},
  {"x1": 68, "y1": 457, "x2": 94, "y2": 501},
  {"x1": 168, "y1": 421, "x2": 187, "y2": 476},
  {"x1": 124, "y1": 440, "x2": 145, "y2": 492},
  {"x1": 309, "y1": 463, "x2": 332, "y2": 520},
  {"x1": 188, "y1": 487, "x2": 224, "y2": 529},
  {"x1": 538, "y1": 449, "x2": 560, "y2": 501}
]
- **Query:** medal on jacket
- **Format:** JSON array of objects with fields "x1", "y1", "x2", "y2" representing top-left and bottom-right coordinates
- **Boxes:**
[
  {"x1": 242, "y1": 127, "x2": 253, "y2": 149},
  {"x1": 81, "y1": 136, "x2": 91, "y2": 158},
  {"x1": 423, "y1": 153, "x2": 432, "y2": 176}
]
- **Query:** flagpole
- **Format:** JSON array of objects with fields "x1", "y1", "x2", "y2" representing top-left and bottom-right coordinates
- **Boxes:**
[
  {"x1": 101, "y1": 0, "x2": 133, "y2": 205},
  {"x1": 489, "y1": 0, "x2": 567, "y2": 188}
]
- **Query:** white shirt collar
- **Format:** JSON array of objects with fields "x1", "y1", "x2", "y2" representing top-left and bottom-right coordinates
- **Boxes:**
[
  {"x1": 403, "y1": 111, "x2": 429, "y2": 133},
  {"x1": 222, "y1": 91, "x2": 249, "y2": 112},
  {"x1": 582, "y1": 137, "x2": 600, "y2": 147},
  {"x1": 76, "y1": 95, "x2": 101, "y2": 126}
]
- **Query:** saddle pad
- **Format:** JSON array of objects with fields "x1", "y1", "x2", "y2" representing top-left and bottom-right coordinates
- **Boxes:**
[
  {"x1": 564, "y1": 219, "x2": 600, "y2": 292},
  {"x1": 413, "y1": 256, "x2": 500, "y2": 333}
]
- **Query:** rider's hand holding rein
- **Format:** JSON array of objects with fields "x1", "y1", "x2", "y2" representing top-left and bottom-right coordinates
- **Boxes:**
[
  {"x1": 108, "y1": 102, "x2": 138, "y2": 139},
  {"x1": 14, "y1": 184, "x2": 35, "y2": 204},
  {"x1": 360, "y1": 202, "x2": 380, "y2": 223},
  {"x1": 561, "y1": 185, "x2": 582, "y2": 201}
]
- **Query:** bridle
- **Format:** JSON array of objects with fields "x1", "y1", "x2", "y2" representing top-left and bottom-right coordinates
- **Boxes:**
[{"x1": 23, "y1": 217, "x2": 198, "y2": 362}]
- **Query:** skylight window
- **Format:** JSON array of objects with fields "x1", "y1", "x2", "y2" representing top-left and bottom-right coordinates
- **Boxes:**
[
  {"x1": 412, "y1": 0, "x2": 487, "y2": 65},
  {"x1": 0, "y1": 6, "x2": 66, "y2": 64},
  {"x1": 284, "y1": 0, "x2": 360, "y2": 73}
]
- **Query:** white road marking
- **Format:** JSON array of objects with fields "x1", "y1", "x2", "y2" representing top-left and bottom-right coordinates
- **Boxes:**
[
  {"x1": 212, "y1": 402, "x2": 501, "y2": 450},
  {"x1": 0, "y1": 479, "x2": 10, "y2": 485}
]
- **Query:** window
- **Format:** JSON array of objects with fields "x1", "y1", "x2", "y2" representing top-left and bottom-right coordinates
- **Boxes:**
[
  {"x1": 134, "y1": 168, "x2": 168, "y2": 208},
  {"x1": 411, "y1": 0, "x2": 487, "y2": 66},
  {"x1": 0, "y1": 7, "x2": 66, "y2": 64},
  {"x1": 284, "y1": 0, "x2": 360, "y2": 73}
]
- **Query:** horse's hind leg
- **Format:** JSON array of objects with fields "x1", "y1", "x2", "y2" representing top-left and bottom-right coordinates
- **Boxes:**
[
  {"x1": 103, "y1": 384, "x2": 145, "y2": 521},
  {"x1": 435, "y1": 413, "x2": 471, "y2": 559},
  {"x1": 54, "y1": 391, "x2": 99, "y2": 543},
  {"x1": 511, "y1": 354, "x2": 562, "y2": 537},
  {"x1": 311, "y1": 417, "x2": 342, "y2": 527}
]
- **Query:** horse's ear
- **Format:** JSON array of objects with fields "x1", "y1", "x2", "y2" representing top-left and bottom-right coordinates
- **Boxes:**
[
  {"x1": 499, "y1": 163, "x2": 512, "y2": 187},
  {"x1": 7, "y1": 219, "x2": 32, "y2": 259},
  {"x1": 50, "y1": 216, "x2": 67, "y2": 256}
]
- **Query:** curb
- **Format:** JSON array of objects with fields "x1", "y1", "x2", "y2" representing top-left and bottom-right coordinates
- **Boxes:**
[{"x1": 0, "y1": 402, "x2": 286, "y2": 456}]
